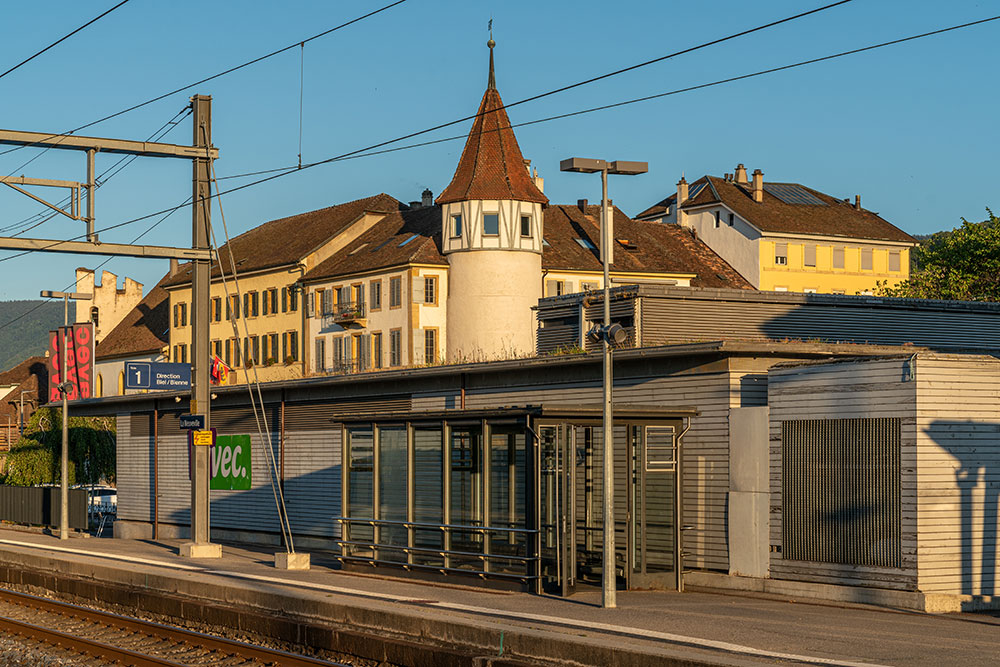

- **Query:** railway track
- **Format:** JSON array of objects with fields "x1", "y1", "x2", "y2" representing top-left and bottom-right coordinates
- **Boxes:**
[{"x1": 0, "y1": 587, "x2": 348, "y2": 666}]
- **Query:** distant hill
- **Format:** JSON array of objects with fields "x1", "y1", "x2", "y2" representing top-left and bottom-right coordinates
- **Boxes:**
[{"x1": 0, "y1": 301, "x2": 64, "y2": 373}]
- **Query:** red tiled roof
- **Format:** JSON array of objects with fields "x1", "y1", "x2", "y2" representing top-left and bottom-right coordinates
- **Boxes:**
[
  {"x1": 162, "y1": 193, "x2": 404, "y2": 288},
  {"x1": 543, "y1": 204, "x2": 753, "y2": 289},
  {"x1": 436, "y1": 48, "x2": 547, "y2": 206},
  {"x1": 302, "y1": 202, "x2": 751, "y2": 290},
  {"x1": 637, "y1": 175, "x2": 915, "y2": 243},
  {"x1": 301, "y1": 206, "x2": 445, "y2": 282},
  {"x1": 95, "y1": 279, "x2": 170, "y2": 360}
]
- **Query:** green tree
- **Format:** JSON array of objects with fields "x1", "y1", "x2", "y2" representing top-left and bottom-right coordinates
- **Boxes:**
[
  {"x1": 3, "y1": 408, "x2": 115, "y2": 486},
  {"x1": 878, "y1": 209, "x2": 1000, "y2": 301}
]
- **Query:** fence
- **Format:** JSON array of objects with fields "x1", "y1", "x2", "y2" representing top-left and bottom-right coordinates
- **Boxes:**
[{"x1": 0, "y1": 486, "x2": 88, "y2": 530}]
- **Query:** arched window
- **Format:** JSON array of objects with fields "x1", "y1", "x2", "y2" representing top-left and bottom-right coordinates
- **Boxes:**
[
  {"x1": 90, "y1": 306, "x2": 99, "y2": 329},
  {"x1": 117, "y1": 371, "x2": 125, "y2": 395},
  {"x1": 96, "y1": 374, "x2": 103, "y2": 398}
]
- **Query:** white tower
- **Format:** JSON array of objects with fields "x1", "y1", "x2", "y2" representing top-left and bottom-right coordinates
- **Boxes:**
[{"x1": 437, "y1": 40, "x2": 548, "y2": 361}]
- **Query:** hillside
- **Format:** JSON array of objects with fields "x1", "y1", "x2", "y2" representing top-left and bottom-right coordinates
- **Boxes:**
[{"x1": 0, "y1": 301, "x2": 65, "y2": 373}]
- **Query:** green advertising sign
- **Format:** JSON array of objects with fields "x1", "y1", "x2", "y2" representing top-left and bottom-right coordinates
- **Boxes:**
[{"x1": 211, "y1": 435, "x2": 251, "y2": 490}]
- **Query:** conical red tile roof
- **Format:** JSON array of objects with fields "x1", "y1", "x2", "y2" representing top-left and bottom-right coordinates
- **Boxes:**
[{"x1": 436, "y1": 47, "x2": 547, "y2": 206}]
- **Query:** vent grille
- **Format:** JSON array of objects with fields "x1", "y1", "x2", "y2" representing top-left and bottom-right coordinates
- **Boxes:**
[{"x1": 781, "y1": 417, "x2": 901, "y2": 568}]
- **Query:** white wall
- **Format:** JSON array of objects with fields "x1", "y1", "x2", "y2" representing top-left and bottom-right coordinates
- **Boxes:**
[{"x1": 685, "y1": 207, "x2": 761, "y2": 287}]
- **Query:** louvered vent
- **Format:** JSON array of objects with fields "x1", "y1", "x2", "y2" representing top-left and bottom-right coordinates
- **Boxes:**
[{"x1": 781, "y1": 417, "x2": 901, "y2": 568}]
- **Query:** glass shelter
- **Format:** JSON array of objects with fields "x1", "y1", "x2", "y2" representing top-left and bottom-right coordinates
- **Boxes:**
[{"x1": 335, "y1": 406, "x2": 694, "y2": 594}]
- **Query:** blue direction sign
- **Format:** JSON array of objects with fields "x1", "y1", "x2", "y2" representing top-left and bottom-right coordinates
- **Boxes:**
[{"x1": 124, "y1": 362, "x2": 191, "y2": 390}]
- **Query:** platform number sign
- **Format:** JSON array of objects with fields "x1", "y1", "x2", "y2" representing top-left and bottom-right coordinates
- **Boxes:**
[{"x1": 210, "y1": 435, "x2": 251, "y2": 491}]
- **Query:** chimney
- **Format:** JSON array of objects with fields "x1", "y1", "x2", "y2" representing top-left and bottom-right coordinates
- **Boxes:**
[
  {"x1": 409, "y1": 201, "x2": 422, "y2": 209},
  {"x1": 751, "y1": 169, "x2": 764, "y2": 203},
  {"x1": 533, "y1": 167, "x2": 544, "y2": 194},
  {"x1": 577, "y1": 198, "x2": 588, "y2": 213},
  {"x1": 735, "y1": 164, "x2": 748, "y2": 185},
  {"x1": 676, "y1": 176, "x2": 689, "y2": 226},
  {"x1": 422, "y1": 188, "x2": 433, "y2": 208},
  {"x1": 854, "y1": 194, "x2": 861, "y2": 210},
  {"x1": 169, "y1": 258, "x2": 179, "y2": 276}
]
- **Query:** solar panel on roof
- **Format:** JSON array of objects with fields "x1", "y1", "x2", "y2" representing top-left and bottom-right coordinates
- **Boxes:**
[
  {"x1": 763, "y1": 183, "x2": 827, "y2": 206},
  {"x1": 686, "y1": 182, "x2": 707, "y2": 200}
]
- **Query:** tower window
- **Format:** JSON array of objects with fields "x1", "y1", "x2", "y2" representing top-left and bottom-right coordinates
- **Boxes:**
[
  {"x1": 483, "y1": 213, "x2": 499, "y2": 236},
  {"x1": 520, "y1": 214, "x2": 531, "y2": 237},
  {"x1": 90, "y1": 306, "x2": 99, "y2": 329},
  {"x1": 451, "y1": 214, "x2": 462, "y2": 238}
]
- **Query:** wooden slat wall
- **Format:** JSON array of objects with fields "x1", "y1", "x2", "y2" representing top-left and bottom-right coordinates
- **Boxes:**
[
  {"x1": 915, "y1": 354, "x2": 1000, "y2": 596},
  {"x1": 767, "y1": 358, "x2": 918, "y2": 590}
]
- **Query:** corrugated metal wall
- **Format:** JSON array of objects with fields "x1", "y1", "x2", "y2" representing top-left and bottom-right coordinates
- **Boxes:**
[
  {"x1": 640, "y1": 297, "x2": 1000, "y2": 349},
  {"x1": 118, "y1": 413, "x2": 152, "y2": 523}
]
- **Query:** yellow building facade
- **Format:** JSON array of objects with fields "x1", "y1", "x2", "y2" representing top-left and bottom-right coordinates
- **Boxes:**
[
  {"x1": 636, "y1": 166, "x2": 917, "y2": 295},
  {"x1": 758, "y1": 236, "x2": 912, "y2": 294}
]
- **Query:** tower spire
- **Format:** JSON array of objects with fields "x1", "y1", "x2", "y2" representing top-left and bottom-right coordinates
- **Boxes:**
[{"x1": 487, "y1": 36, "x2": 496, "y2": 90}]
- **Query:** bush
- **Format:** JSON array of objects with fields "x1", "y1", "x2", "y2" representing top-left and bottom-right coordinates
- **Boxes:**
[{"x1": 3, "y1": 408, "x2": 115, "y2": 486}]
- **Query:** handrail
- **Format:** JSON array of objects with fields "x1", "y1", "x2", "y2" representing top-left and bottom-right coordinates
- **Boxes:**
[
  {"x1": 334, "y1": 516, "x2": 538, "y2": 536},
  {"x1": 333, "y1": 516, "x2": 540, "y2": 584}
]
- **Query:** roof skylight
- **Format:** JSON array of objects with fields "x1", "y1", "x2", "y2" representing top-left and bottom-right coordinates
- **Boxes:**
[
  {"x1": 574, "y1": 238, "x2": 597, "y2": 250},
  {"x1": 398, "y1": 234, "x2": 420, "y2": 247}
]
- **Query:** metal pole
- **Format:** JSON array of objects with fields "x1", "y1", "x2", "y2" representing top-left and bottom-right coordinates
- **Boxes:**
[
  {"x1": 601, "y1": 166, "x2": 616, "y2": 609},
  {"x1": 185, "y1": 94, "x2": 215, "y2": 555},
  {"x1": 86, "y1": 148, "x2": 96, "y2": 242},
  {"x1": 60, "y1": 296, "x2": 69, "y2": 540}
]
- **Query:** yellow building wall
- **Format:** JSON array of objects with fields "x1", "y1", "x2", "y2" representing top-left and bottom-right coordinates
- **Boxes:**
[
  {"x1": 758, "y1": 239, "x2": 911, "y2": 295},
  {"x1": 166, "y1": 266, "x2": 305, "y2": 385}
]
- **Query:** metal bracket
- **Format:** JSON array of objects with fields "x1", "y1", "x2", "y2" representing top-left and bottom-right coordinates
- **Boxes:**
[{"x1": 0, "y1": 176, "x2": 83, "y2": 221}]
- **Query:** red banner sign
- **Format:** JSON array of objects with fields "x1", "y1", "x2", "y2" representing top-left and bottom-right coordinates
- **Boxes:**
[{"x1": 47, "y1": 323, "x2": 94, "y2": 402}]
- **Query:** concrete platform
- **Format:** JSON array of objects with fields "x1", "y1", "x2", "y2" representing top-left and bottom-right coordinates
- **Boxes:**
[{"x1": 0, "y1": 528, "x2": 995, "y2": 666}]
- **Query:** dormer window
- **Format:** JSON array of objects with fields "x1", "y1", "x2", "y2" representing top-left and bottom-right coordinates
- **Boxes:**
[
  {"x1": 451, "y1": 214, "x2": 462, "y2": 238},
  {"x1": 483, "y1": 213, "x2": 499, "y2": 236}
]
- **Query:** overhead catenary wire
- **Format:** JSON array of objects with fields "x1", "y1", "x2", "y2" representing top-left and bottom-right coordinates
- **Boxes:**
[
  {"x1": 98, "y1": 12, "x2": 1000, "y2": 229},
  {"x1": 0, "y1": 0, "x2": 134, "y2": 81},
  {"x1": 0, "y1": 107, "x2": 192, "y2": 237},
  {"x1": 1, "y1": 13, "x2": 997, "y2": 269},
  {"x1": 0, "y1": 0, "x2": 411, "y2": 159},
  {"x1": 201, "y1": 127, "x2": 296, "y2": 552}
]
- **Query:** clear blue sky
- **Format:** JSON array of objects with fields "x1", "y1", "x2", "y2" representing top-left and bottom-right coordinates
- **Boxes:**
[{"x1": 0, "y1": 0, "x2": 996, "y2": 300}]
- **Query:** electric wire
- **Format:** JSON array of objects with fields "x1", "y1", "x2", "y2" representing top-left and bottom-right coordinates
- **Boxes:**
[
  {"x1": 0, "y1": 0, "x2": 410, "y2": 158},
  {"x1": 152, "y1": 14, "x2": 1000, "y2": 214},
  {"x1": 0, "y1": 108, "x2": 191, "y2": 335},
  {"x1": 1, "y1": 14, "x2": 997, "y2": 270},
  {"x1": 201, "y1": 128, "x2": 296, "y2": 551},
  {"x1": 0, "y1": 0, "x2": 134, "y2": 81},
  {"x1": 0, "y1": 107, "x2": 191, "y2": 236}
]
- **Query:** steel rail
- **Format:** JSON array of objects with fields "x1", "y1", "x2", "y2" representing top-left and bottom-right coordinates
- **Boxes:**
[
  {"x1": 0, "y1": 613, "x2": 185, "y2": 666},
  {"x1": 0, "y1": 586, "x2": 346, "y2": 666}
]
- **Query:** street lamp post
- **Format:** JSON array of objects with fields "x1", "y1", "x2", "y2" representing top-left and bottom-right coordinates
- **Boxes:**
[
  {"x1": 40, "y1": 289, "x2": 92, "y2": 540},
  {"x1": 559, "y1": 158, "x2": 647, "y2": 609}
]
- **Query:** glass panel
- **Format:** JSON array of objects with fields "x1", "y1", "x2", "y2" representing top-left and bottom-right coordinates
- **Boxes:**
[
  {"x1": 378, "y1": 425, "x2": 408, "y2": 562},
  {"x1": 489, "y1": 426, "x2": 527, "y2": 574},
  {"x1": 483, "y1": 213, "x2": 499, "y2": 236},
  {"x1": 347, "y1": 426, "x2": 374, "y2": 550},
  {"x1": 413, "y1": 427, "x2": 444, "y2": 565},
  {"x1": 449, "y1": 425, "x2": 482, "y2": 569},
  {"x1": 539, "y1": 425, "x2": 561, "y2": 584}
]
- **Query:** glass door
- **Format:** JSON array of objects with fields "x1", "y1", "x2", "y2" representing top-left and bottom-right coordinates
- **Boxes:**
[
  {"x1": 630, "y1": 423, "x2": 679, "y2": 589},
  {"x1": 538, "y1": 424, "x2": 576, "y2": 595}
]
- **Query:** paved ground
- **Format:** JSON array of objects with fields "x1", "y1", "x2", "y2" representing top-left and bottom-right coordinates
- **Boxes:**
[{"x1": 0, "y1": 528, "x2": 996, "y2": 666}]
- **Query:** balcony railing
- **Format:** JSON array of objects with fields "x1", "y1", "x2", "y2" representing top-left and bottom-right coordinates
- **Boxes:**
[{"x1": 333, "y1": 300, "x2": 366, "y2": 324}]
